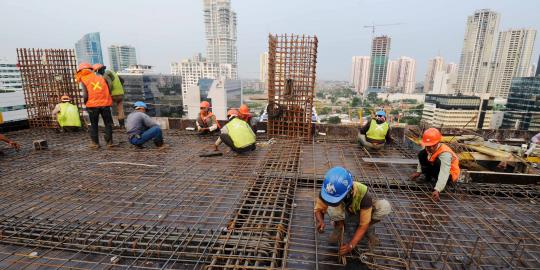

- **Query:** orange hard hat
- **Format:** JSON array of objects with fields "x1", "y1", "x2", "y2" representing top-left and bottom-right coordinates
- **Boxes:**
[
  {"x1": 227, "y1": 109, "x2": 239, "y2": 118},
  {"x1": 61, "y1": 95, "x2": 71, "y2": 102},
  {"x1": 421, "y1": 128, "x2": 442, "y2": 146},
  {"x1": 77, "y1": 62, "x2": 92, "y2": 72},
  {"x1": 92, "y1": 63, "x2": 105, "y2": 71},
  {"x1": 200, "y1": 101, "x2": 210, "y2": 108},
  {"x1": 239, "y1": 104, "x2": 249, "y2": 115}
]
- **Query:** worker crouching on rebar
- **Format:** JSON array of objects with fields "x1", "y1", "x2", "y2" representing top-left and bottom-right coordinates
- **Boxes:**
[
  {"x1": 314, "y1": 167, "x2": 392, "y2": 255},
  {"x1": 213, "y1": 109, "x2": 256, "y2": 153},
  {"x1": 126, "y1": 101, "x2": 164, "y2": 149},
  {"x1": 52, "y1": 95, "x2": 82, "y2": 132},
  {"x1": 197, "y1": 101, "x2": 220, "y2": 134},
  {"x1": 409, "y1": 128, "x2": 461, "y2": 201},
  {"x1": 358, "y1": 110, "x2": 392, "y2": 150}
]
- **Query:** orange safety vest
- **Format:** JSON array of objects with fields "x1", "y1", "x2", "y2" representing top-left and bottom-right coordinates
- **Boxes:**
[
  {"x1": 200, "y1": 111, "x2": 221, "y2": 129},
  {"x1": 429, "y1": 144, "x2": 461, "y2": 182},
  {"x1": 81, "y1": 73, "x2": 112, "y2": 108}
]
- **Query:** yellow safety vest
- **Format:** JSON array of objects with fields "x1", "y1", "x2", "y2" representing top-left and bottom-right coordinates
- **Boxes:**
[
  {"x1": 348, "y1": 182, "x2": 368, "y2": 214},
  {"x1": 107, "y1": 71, "x2": 125, "y2": 96},
  {"x1": 227, "y1": 118, "x2": 256, "y2": 148},
  {"x1": 366, "y1": 119, "x2": 389, "y2": 141},
  {"x1": 58, "y1": 103, "x2": 81, "y2": 127}
]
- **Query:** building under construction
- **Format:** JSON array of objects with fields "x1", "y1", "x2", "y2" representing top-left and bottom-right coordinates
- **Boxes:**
[{"x1": 0, "y1": 38, "x2": 539, "y2": 269}]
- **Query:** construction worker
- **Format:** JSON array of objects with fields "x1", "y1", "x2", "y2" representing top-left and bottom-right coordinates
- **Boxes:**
[
  {"x1": 126, "y1": 101, "x2": 164, "y2": 148},
  {"x1": 196, "y1": 101, "x2": 220, "y2": 134},
  {"x1": 314, "y1": 167, "x2": 392, "y2": 255},
  {"x1": 0, "y1": 133, "x2": 20, "y2": 153},
  {"x1": 76, "y1": 62, "x2": 114, "y2": 149},
  {"x1": 409, "y1": 128, "x2": 461, "y2": 201},
  {"x1": 52, "y1": 95, "x2": 82, "y2": 132},
  {"x1": 358, "y1": 110, "x2": 392, "y2": 150},
  {"x1": 525, "y1": 132, "x2": 540, "y2": 156},
  {"x1": 213, "y1": 109, "x2": 256, "y2": 153},
  {"x1": 93, "y1": 64, "x2": 126, "y2": 128}
]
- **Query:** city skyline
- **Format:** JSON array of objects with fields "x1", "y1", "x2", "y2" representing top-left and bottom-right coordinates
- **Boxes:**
[{"x1": 1, "y1": 1, "x2": 539, "y2": 81}]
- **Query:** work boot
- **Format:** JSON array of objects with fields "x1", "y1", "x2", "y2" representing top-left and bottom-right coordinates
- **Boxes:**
[
  {"x1": 89, "y1": 142, "x2": 100, "y2": 149},
  {"x1": 106, "y1": 142, "x2": 118, "y2": 149},
  {"x1": 118, "y1": 119, "x2": 125, "y2": 129},
  {"x1": 155, "y1": 140, "x2": 164, "y2": 148},
  {"x1": 328, "y1": 220, "x2": 344, "y2": 244}
]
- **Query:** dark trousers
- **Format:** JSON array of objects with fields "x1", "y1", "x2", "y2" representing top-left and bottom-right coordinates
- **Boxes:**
[
  {"x1": 418, "y1": 149, "x2": 452, "y2": 185},
  {"x1": 87, "y1": 107, "x2": 113, "y2": 145},
  {"x1": 220, "y1": 133, "x2": 256, "y2": 153}
]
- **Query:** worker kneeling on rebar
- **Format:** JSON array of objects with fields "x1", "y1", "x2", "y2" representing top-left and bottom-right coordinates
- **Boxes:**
[
  {"x1": 52, "y1": 95, "x2": 82, "y2": 132},
  {"x1": 314, "y1": 166, "x2": 392, "y2": 255},
  {"x1": 358, "y1": 110, "x2": 392, "y2": 150},
  {"x1": 213, "y1": 109, "x2": 256, "y2": 153},
  {"x1": 409, "y1": 128, "x2": 460, "y2": 201},
  {"x1": 126, "y1": 101, "x2": 164, "y2": 148}
]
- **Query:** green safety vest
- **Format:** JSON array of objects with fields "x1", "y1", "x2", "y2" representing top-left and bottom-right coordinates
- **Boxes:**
[
  {"x1": 227, "y1": 118, "x2": 256, "y2": 149},
  {"x1": 366, "y1": 119, "x2": 389, "y2": 141},
  {"x1": 58, "y1": 103, "x2": 81, "y2": 127},
  {"x1": 349, "y1": 182, "x2": 368, "y2": 214},
  {"x1": 108, "y1": 71, "x2": 125, "y2": 96}
]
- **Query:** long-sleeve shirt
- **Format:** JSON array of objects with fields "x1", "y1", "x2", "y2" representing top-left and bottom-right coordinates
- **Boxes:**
[
  {"x1": 359, "y1": 118, "x2": 392, "y2": 144},
  {"x1": 417, "y1": 150, "x2": 452, "y2": 192},
  {"x1": 125, "y1": 111, "x2": 158, "y2": 137},
  {"x1": 52, "y1": 103, "x2": 62, "y2": 119},
  {"x1": 196, "y1": 113, "x2": 218, "y2": 132},
  {"x1": 531, "y1": 133, "x2": 540, "y2": 144},
  {"x1": 214, "y1": 125, "x2": 229, "y2": 146}
]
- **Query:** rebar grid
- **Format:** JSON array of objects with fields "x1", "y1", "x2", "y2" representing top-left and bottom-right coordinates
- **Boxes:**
[
  {"x1": 16, "y1": 48, "x2": 82, "y2": 129},
  {"x1": 267, "y1": 34, "x2": 318, "y2": 140}
]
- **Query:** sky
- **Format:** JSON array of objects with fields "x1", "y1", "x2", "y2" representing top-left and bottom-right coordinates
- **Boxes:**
[{"x1": 1, "y1": 0, "x2": 540, "y2": 81}]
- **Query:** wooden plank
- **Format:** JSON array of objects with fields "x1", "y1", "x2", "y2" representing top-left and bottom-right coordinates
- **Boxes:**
[{"x1": 362, "y1": 158, "x2": 418, "y2": 165}]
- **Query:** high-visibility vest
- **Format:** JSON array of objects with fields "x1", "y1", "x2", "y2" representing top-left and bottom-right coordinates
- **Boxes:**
[
  {"x1": 366, "y1": 119, "x2": 389, "y2": 141},
  {"x1": 429, "y1": 143, "x2": 461, "y2": 182},
  {"x1": 226, "y1": 118, "x2": 256, "y2": 149},
  {"x1": 57, "y1": 102, "x2": 81, "y2": 127},
  {"x1": 348, "y1": 182, "x2": 368, "y2": 214},
  {"x1": 81, "y1": 73, "x2": 112, "y2": 108},
  {"x1": 107, "y1": 71, "x2": 125, "y2": 96},
  {"x1": 200, "y1": 112, "x2": 221, "y2": 129}
]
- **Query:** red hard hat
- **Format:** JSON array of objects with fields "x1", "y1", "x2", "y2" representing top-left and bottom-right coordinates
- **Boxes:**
[
  {"x1": 200, "y1": 101, "x2": 210, "y2": 108},
  {"x1": 61, "y1": 95, "x2": 71, "y2": 102},
  {"x1": 77, "y1": 63, "x2": 92, "y2": 72},
  {"x1": 92, "y1": 63, "x2": 104, "y2": 71},
  {"x1": 421, "y1": 128, "x2": 442, "y2": 146},
  {"x1": 227, "y1": 109, "x2": 239, "y2": 118},
  {"x1": 239, "y1": 104, "x2": 249, "y2": 115}
]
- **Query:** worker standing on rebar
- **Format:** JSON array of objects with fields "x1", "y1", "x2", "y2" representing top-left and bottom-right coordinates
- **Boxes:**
[
  {"x1": 409, "y1": 128, "x2": 461, "y2": 201},
  {"x1": 213, "y1": 109, "x2": 256, "y2": 153},
  {"x1": 76, "y1": 62, "x2": 114, "y2": 149},
  {"x1": 125, "y1": 101, "x2": 164, "y2": 148},
  {"x1": 525, "y1": 133, "x2": 540, "y2": 156},
  {"x1": 314, "y1": 166, "x2": 392, "y2": 255},
  {"x1": 92, "y1": 64, "x2": 126, "y2": 128},
  {"x1": 52, "y1": 95, "x2": 82, "y2": 132},
  {"x1": 358, "y1": 110, "x2": 392, "y2": 150},
  {"x1": 196, "y1": 101, "x2": 220, "y2": 134},
  {"x1": 0, "y1": 133, "x2": 20, "y2": 154}
]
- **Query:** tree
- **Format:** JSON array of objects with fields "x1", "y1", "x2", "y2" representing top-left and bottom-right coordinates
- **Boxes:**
[
  {"x1": 328, "y1": 116, "x2": 341, "y2": 124},
  {"x1": 367, "y1": 92, "x2": 378, "y2": 103},
  {"x1": 318, "y1": 107, "x2": 332, "y2": 115},
  {"x1": 316, "y1": 92, "x2": 324, "y2": 99},
  {"x1": 351, "y1": 96, "x2": 360, "y2": 108}
]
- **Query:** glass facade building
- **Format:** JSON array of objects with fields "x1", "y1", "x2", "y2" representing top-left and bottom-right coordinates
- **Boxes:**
[
  {"x1": 75, "y1": 32, "x2": 104, "y2": 65},
  {"x1": 501, "y1": 76, "x2": 540, "y2": 131}
]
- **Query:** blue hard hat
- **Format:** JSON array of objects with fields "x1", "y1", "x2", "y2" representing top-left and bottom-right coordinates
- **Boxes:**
[
  {"x1": 134, "y1": 101, "x2": 147, "y2": 109},
  {"x1": 320, "y1": 166, "x2": 353, "y2": 206},
  {"x1": 376, "y1": 110, "x2": 386, "y2": 117}
]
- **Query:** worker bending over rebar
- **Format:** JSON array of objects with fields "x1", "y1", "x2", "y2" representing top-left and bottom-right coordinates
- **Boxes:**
[
  {"x1": 214, "y1": 109, "x2": 256, "y2": 153},
  {"x1": 409, "y1": 128, "x2": 461, "y2": 201},
  {"x1": 314, "y1": 166, "x2": 392, "y2": 255}
]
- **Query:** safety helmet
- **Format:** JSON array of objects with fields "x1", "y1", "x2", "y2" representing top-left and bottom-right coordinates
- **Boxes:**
[
  {"x1": 61, "y1": 95, "x2": 71, "y2": 102},
  {"x1": 92, "y1": 63, "x2": 105, "y2": 71},
  {"x1": 133, "y1": 101, "x2": 147, "y2": 109},
  {"x1": 227, "y1": 109, "x2": 239, "y2": 119},
  {"x1": 239, "y1": 104, "x2": 249, "y2": 115},
  {"x1": 376, "y1": 110, "x2": 386, "y2": 117},
  {"x1": 421, "y1": 128, "x2": 442, "y2": 146},
  {"x1": 77, "y1": 62, "x2": 92, "y2": 72},
  {"x1": 200, "y1": 101, "x2": 210, "y2": 108},
  {"x1": 320, "y1": 166, "x2": 354, "y2": 206}
]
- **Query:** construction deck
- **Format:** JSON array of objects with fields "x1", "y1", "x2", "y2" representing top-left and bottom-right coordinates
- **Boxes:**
[{"x1": 0, "y1": 129, "x2": 539, "y2": 269}]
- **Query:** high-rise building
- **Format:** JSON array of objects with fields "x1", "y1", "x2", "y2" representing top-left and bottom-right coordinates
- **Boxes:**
[
  {"x1": 260, "y1": 52, "x2": 268, "y2": 83},
  {"x1": 537, "y1": 55, "x2": 540, "y2": 76},
  {"x1": 368, "y1": 36, "x2": 391, "y2": 91},
  {"x1": 422, "y1": 94, "x2": 494, "y2": 129},
  {"x1": 185, "y1": 78, "x2": 241, "y2": 120},
  {"x1": 488, "y1": 29, "x2": 536, "y2": 99},
  {"x1": 432, "y1": 71, "x2": 449, "y2": 94},
  {"x1": 385, "y1": 60, "x2": 398, "y2": 89},
  {"x1": 501, "y1": 76, "x2": 540, "y2": 131},
  {"x1": 203, "y1": 0, "x2": 238, "y2": 79},
  {"x1": 75, "y1": 32, "x2": 104, "y2": 65},
  {"x1": 351, "y1": 56, "x2": 370, "y2": 95},
  {"x1": 530, "y1": 64, "x2": 537, "y2": 77},
  {"x1": 456, "y1": 9, "x2": 500, "y2": 95},
  {"x1": 108, "y1": 45, "x2": 137, "y2": 72},
  {"x1": 0, "y1": 58, "x2": 25, "y2": 124},
  {"x1": 395, "y1": 57, "x2": 416, "y2": 94},
  {"x1": 424, "y1": 57, "x2": 445, "y2": 92},
  {"x1": 446, "y1": 62, "x2": 457, "y2": 74}
]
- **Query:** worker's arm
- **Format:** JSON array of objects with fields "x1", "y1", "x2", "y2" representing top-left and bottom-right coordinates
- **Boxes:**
[
  {"x1": 532, "y1": 133, "x2": 540, "y2": 144},
  {"x1": 104, "y1": 75, "x2": 113, "y2": 95},
  {"x1": 359, "y1": 119, "x2": 371, "y2": 135},
  {"x1": 340, "y1": 207, "x2": 372, "y2": 255},
  {"x1": 433, "y1": 152, "x2": 452, "y2": 200},
  {"x1": 208, "y1": 116, "x2": 218, "y2": 132},
  {"x1": 214, "y1": 125, "x2": 228, "y2": 148},
  {"x1": 51, "y1": 104, "x2": 61, "y2": 119},
  {"x1": 314, "y1": 197, "x2": 328, "y2": 232},
  {"x1": 142, "y1": 114, "x2": 158, "y2": 129},
  {"x1": 385, "y1": 127, "x2": 393, "y2": 144},
  {"x1": 0, "y1": 134, "x2": 20, "y2": 151},
  {"x1": 81, "y1": 83, "x2": 88, "y2": 104}
]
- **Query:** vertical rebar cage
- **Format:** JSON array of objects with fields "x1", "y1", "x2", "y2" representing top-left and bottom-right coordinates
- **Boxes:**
[
  {"x1": 267, "y1": 34, "x2": 318, "y2": 140},
  {"x1": 16, "y1": 48, "x2": 82, "y2": 128}
]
